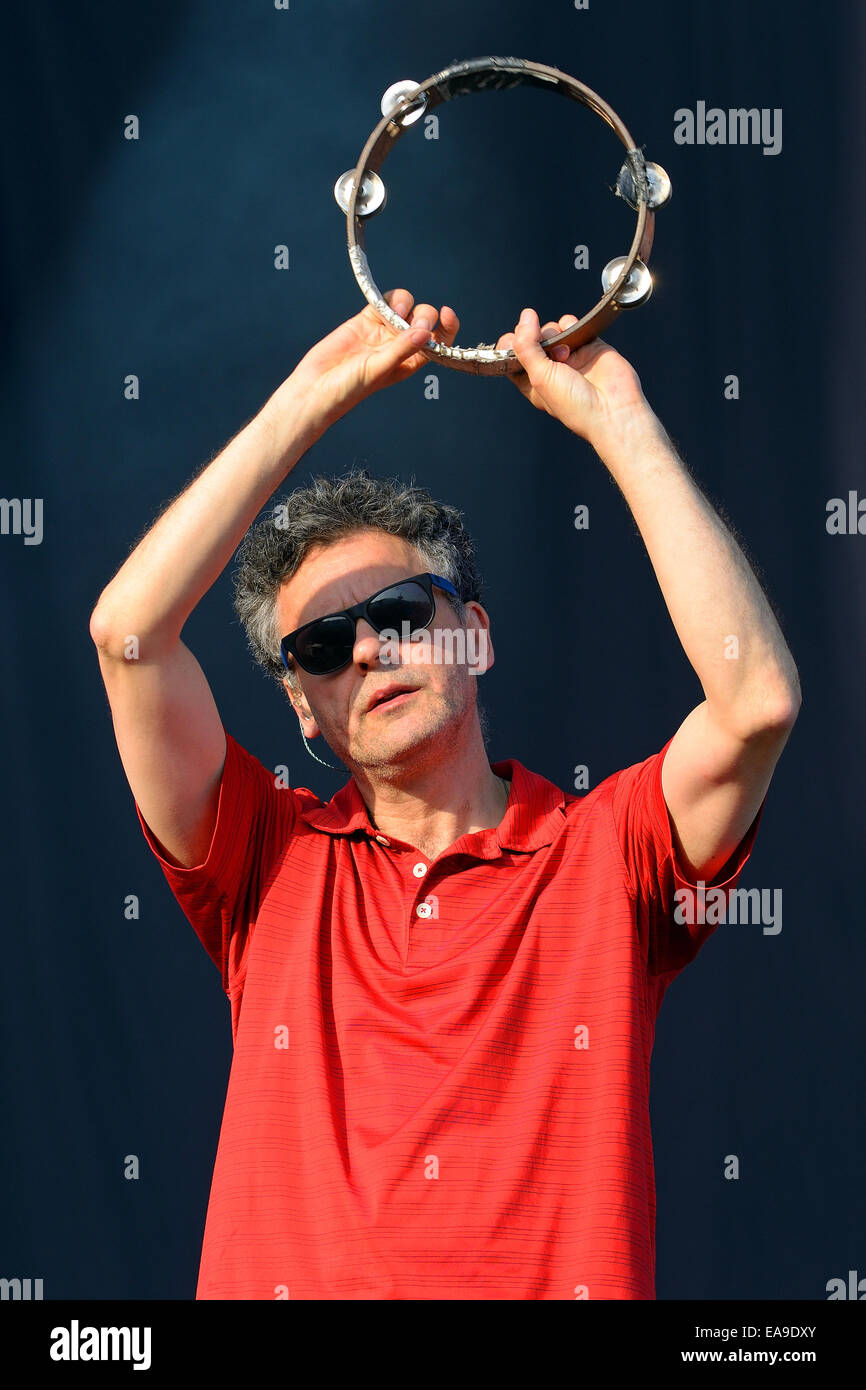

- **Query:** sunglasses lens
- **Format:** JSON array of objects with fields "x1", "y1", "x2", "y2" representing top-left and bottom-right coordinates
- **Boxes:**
[
  {"x1": 289, "y1": 579, "x2": 439, "y2": 674},
  {"x1": 367, "y1": 580, "x2": 433, "y2": 633},
  {"x1": 294, "y1": 614, "x2": 356, "y2": 674}
]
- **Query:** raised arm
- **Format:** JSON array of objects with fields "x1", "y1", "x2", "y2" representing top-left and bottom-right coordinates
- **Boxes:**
[
  {"x1": 90, "y1": 291, "x2": 455, "y2": 868},
  {"x1": 502, "y1": 308, "x2": 801, "y2": 881}
]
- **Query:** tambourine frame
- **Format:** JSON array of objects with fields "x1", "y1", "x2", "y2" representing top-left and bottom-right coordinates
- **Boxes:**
[{"x1": 342, "y1": 56, "x2": 658, "y2": 376}]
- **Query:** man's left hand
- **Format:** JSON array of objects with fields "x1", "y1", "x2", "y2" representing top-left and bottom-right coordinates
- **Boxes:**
[{"x1": 496, "y1": 307, "x2": 654, "y2": 452}]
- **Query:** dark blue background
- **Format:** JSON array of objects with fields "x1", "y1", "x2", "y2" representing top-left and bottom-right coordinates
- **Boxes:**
[{"x1": 1, "y1": 0, "x2": 862, "y2": 1298}]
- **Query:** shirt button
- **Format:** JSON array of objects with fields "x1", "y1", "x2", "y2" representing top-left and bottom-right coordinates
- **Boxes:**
[
  {"x1": 375, "y1": 834, "x2": 390, "y2": 846},
  {"x1": 416, "y1": 902, "x2": 432, "y2": 919},
  {"x1": 412, "y1": 862, "x2": 427, "y2": 877}
]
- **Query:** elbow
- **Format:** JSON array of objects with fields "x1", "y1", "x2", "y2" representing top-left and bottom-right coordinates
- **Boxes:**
[
  {"x1": 89, "y1": 603, "x2": 111, "y2": 649},
  {"x1": 89, "y1": 596, "x2": 126, "y2": 655},
  {"x1": 746, "y1": 670, "x2": 802, "y2": 740},
  {"x1": 769, "y1": 667, "x2": 802, "y2": 730},
  {"x1": 90, "y1": 598, "x2": 176, "y2": 662},
  {"x1": 712, "y1": 669, "x2": 802, "y2": 745}
]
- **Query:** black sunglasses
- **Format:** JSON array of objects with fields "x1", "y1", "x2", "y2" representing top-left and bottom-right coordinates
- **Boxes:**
[{"x1": 280, "y1": 572, "x2": 460, "y2": 676}]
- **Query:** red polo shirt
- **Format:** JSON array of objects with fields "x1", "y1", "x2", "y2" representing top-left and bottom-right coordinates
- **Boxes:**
[{"x1": 135, "y1": 729, "x2": 763, "y2": 1300}]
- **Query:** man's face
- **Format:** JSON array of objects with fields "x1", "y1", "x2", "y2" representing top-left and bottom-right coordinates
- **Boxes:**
[{"x1": 274, "y1": 529, "x2": 493, "y2": 774}]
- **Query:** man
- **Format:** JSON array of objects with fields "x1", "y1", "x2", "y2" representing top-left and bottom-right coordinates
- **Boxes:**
[{"x1": 90, "y1": 290, "x2": 800, "y2": 1299}]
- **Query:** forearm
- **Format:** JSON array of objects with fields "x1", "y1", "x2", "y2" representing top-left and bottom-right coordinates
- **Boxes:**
[
  {"x1": 593, "y1": 406, "x2": 801, "y2": 736},
  {"x1": 90, "y1": 377, "x2": 328, "y2": 657}
]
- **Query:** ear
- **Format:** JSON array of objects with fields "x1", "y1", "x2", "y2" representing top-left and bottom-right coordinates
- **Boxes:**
[
  {"x1": 282, "y1": 674, "x2": 321, "y2": 739},
  {"x1": 463, "y1": 601, "x2": 494, "y2": 675}
]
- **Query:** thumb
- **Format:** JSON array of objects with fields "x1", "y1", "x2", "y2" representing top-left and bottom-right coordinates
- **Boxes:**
[
  {"x1": 374, "y1": 318, "x2": 432, "y2": 373},
  {"x1": 512, "y1": 308, "x2": 554, "y2": 382}
]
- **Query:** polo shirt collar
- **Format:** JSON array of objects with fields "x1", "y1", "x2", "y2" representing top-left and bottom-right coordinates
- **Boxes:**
[{"x1": 299, "y1": 758, "x2": 568, "y2": 855}]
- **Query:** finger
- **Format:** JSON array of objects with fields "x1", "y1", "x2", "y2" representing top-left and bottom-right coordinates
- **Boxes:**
[
  {"x1": 512, "y1": 307, "x2": 553, "y2": 377},
  {"x1": 410, "y1": 301, "x2": 438, "y2": 326},
  {"x1": 438, "y1": 305, "x2": 460, "y2": 346},
  {"x1": 384, "y1": 288, "x2": 415, "y2": 321},
  {"x1": 494, "y1": 328, "x2": 532, "y2": 380},
  {"x1": 552, "y1": 314, "x2": 579, "y2": 354},
  {"x1": 372, "y1": 314, "x2": 432, "y2": 374},
  {"x1": 491, "y1": 329, "x2": 530, "y2": 384},
  {"x1": 539, "y1": 319, "x2": 571, "y2": 362}
]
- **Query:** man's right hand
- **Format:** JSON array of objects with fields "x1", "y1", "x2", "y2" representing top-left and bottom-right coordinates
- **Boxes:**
[{"x1": 268, "y1": 289, "x2": 460, "y2": 434}]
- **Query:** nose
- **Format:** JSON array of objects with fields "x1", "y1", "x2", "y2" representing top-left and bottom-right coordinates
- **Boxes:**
[{"x1": 353, "y1": 617, "x2": 389, "y2": 669}]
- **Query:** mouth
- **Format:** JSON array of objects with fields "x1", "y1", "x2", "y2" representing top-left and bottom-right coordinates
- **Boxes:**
[{"x1": 366, "y1": 683, "x2": 421, "y2": 713}]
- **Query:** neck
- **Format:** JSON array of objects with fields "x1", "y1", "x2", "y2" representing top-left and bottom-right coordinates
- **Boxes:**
[{"x1": 350, "y1": 721, "x2": 509, "y2": 861}]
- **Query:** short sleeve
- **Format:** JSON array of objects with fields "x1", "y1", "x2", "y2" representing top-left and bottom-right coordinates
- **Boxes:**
[
  {"x1": 610, "y1": 736, "x2": 766, "y2": 979},
  {"x1": 134, "y1": 730, "x2": 297, "y2": 995}
]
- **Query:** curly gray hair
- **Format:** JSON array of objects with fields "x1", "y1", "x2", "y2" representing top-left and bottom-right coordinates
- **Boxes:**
[{"x1": 231, "y1": 467, "x2": 491, "y2": 742}]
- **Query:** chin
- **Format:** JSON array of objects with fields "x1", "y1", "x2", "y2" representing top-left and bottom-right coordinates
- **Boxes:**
[{"x1": 357, "y1": 709, "x2": 454, "y2": 767}]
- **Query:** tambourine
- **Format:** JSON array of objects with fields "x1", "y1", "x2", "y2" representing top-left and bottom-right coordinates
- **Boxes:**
[{"x1": 334, "y1": 56, "x2": 672, "y2": 376}]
